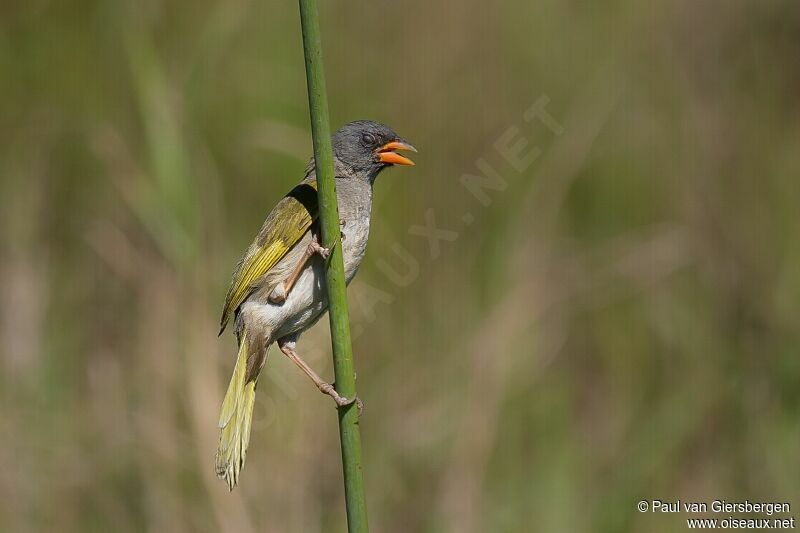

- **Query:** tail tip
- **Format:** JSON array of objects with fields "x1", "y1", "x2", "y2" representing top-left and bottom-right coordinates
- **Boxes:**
[{"x1": 215, "y1": 454, "x2": 238, "y2": 491}]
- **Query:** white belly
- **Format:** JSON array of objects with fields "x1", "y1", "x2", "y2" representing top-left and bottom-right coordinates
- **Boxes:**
[{"x1": 240, "y1": 212, "x2": 371, "y2": 342}]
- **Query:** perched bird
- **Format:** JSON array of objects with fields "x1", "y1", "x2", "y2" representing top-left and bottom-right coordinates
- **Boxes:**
[{"x1": 215, "y1": 120, "x2": 416, "y2": 489}]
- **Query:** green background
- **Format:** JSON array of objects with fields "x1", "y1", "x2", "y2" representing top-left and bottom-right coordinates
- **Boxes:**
[{"x1": 2, "y1": 1, "x2": 799, "y2": 531}]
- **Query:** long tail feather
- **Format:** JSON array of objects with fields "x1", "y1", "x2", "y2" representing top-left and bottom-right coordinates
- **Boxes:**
[{"x1": 215, "y1": 330, "x2": 260, "y2": 490}]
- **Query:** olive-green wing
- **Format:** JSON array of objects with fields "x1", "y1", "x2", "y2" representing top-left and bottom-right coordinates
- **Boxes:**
[{"x1": 219, "y1": 178, "x2": 318, "y2": 335}]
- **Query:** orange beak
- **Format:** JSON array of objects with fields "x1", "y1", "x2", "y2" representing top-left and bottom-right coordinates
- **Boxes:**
[{"x1": 377, "y1": 140, "x2": 417, "y2": 166}]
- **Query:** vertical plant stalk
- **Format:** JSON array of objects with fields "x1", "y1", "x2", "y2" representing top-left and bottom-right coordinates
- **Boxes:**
[{"x1": 298, "y1": 1, "x2": 369, "y2": 532}]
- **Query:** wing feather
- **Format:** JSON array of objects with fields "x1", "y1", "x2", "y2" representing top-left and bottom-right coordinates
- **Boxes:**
[{"x1": 219, "y1": 178, "x2": 318, "y2": 334}]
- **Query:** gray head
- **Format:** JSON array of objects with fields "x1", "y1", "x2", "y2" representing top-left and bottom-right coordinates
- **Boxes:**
[{"x1": 331, "y1": 120, "x2": 416, "y2": 180}]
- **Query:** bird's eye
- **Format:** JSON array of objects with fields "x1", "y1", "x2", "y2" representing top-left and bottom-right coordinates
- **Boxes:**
[{"x1": 361, "y1": 132, "x2": 376, "y2": 146}]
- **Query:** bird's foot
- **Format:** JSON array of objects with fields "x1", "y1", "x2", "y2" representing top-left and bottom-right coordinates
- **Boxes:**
[
  {"x1": 268, "y1": 282, "x2": 287, "y2": 304},
  {"x1": 312, "y1": 242, "x2": 331, "y2": 260},
  {"x1": 319, "y1": 383, "x2": 364, "y2": 416},
  {"x1": 310, "y1": 235, "x2": 331, "y2": 259}
]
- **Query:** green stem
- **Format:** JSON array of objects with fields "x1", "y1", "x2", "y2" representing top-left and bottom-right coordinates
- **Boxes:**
[{"x1": 298, "y1": 1, "x2": 369, "y2": 532}]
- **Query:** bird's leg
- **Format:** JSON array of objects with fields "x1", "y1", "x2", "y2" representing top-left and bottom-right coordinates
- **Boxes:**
[
  {"x1": 277, "y1": 337, "x2": 363, "y2": 414},
  {"x1": 268, "y1": 233, "x2": 331, "y2": 304}
]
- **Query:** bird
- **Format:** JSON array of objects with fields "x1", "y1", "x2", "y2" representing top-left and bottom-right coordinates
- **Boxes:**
[{"x1": 215, "y1": 119, "x2": 416, "y2": 489}]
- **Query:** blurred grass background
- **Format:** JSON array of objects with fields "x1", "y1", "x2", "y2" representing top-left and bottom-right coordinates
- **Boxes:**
[{"x1": 2, "y1": 0, "x2": 800, "y2": 531}]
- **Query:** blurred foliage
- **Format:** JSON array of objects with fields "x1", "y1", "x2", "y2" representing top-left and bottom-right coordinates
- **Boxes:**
[{"x1": 2, "y1": 0, "x2": 800, "y2": 532}]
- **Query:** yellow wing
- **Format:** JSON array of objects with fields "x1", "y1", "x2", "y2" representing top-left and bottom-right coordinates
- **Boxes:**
[{"x1": 219, "y1": 177, "x2": 318, "y2": 335}]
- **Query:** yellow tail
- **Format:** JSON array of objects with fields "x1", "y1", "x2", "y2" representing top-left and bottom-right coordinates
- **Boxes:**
[{"x1": 215, "y1": 330, "x2": 259, "y2": 490}]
